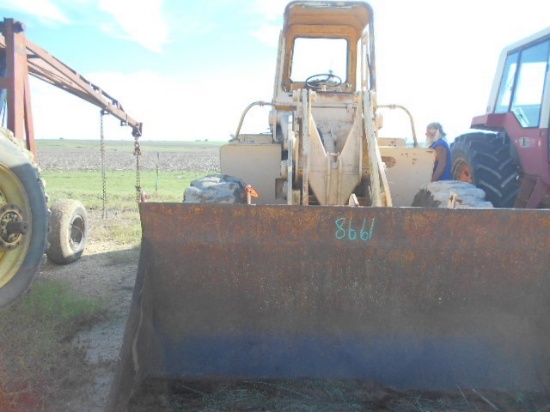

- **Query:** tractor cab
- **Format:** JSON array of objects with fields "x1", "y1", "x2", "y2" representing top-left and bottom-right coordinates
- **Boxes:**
[{"x1": 454, "y1": 27, "x2": 550, "y2": 208}]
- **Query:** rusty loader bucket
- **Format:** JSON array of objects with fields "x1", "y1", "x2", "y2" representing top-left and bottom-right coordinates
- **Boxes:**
[{"x1": 106, "y1": 203, "x2": 550, "y2": 410}]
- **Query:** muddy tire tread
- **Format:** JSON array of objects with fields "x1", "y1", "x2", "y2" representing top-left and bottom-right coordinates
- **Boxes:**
[{"x1": 451, "y1": 132, "x2": 519, "y2": 207}]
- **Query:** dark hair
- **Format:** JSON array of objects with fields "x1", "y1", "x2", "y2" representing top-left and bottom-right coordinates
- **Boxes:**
[{"x1": 426, "y1": 122, "x2": 446, "y2": 137}]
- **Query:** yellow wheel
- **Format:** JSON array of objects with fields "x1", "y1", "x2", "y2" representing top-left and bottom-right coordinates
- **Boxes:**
[{"x1": 0, "y1": 129, "x2": 48, "y2": 307}]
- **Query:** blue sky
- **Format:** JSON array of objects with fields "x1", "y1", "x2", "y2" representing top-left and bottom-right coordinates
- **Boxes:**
[{"x1": 1, "y1": 0, "x2": 549, "y2": 143}]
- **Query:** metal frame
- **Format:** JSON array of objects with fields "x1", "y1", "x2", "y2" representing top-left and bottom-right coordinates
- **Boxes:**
[{"x1": 0, "y1": 18, "x2": 142, "y2": 158}]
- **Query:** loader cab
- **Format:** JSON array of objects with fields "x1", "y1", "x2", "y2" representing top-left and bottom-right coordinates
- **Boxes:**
[
  {"x1": 223, "y1": 2, "x2": 378, "y2": 205},
  {"x1": 275, "y1": 1, "x2": 375, "y2": 101},
  {"x1": 222, "y1": 1, "x2": 435, "y2": 207}
]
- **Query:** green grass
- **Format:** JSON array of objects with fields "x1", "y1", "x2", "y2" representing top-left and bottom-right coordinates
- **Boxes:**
[
  {"x1": 41, "y1": 169, "x2": 199, "y2": 209},
  {"x1": 37, "y1": 138, "x2": 221, "y2": 245},
  {"x1": 0, "y1": 279, "x2": 105, "y2": 409},
  {"x1": 41, "y1": 169, "x2": 204, "y2": 245},
  {"x1": 19, "y1": 279, "x2": 103, "y2": 323}
]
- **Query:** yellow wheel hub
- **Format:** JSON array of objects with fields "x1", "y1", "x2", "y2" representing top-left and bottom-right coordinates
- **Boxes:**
[{"x1": 0, "y1": 164, "x2": 32, "y2": 288}]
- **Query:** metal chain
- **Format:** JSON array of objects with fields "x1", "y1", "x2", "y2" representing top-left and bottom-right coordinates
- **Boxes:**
[
  {"x1": 134, "y1": 133, "x2": 142, "y2": 204},
  {"x1": 100, "y1": 110, "x2": 108, "y2": 218}
]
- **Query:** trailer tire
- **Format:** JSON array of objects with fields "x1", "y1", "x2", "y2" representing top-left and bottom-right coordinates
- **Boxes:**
[
  {"x1": 0, "y1": 129, "x2": 48, "y2": 308},
  {"x1": 412, "y1": 181, "x2": 492, "y2": 208},
  {"x1": 451, "y1": 132, "x2": 519, "y2": 208},
  {"x1": 46, "y1": 199, "x2": 88, "y2": 264}
]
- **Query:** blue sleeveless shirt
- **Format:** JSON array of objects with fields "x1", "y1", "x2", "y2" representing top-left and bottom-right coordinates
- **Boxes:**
[{"x1": 430, "y1": 139, "x2": 452, "y2": 181}]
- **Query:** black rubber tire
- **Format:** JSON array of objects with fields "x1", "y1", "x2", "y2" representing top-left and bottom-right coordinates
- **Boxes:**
[
  {"x1": 46, "y1": 199, "x2": 89, "y2": 264},
  {"x1": 0, "y1": 129, "x2": 48, "y2": 308},
  {"x1": 451, "y1": 132, "x2": 519, "y2": 208},
  {"x1": 412, "y1": 181, "x2": 492, "y2": 208}
]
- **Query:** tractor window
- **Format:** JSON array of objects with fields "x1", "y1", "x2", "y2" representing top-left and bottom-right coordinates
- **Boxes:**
[
  {"x1": 495, "y1": 52, "x2": 519, "y2": 114},
  {"x1": 496, "y1": 39, "x2": 550, "y2": 127},
  {"x1": 290, "y1": 38, "x2": 347, "y2": 83},
  {"x1": 511, "y1": 40, "x2": 550, "y2": 127}
]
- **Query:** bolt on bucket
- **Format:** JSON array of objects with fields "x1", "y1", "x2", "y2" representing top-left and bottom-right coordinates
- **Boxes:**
[{"x1": 106, "y1": 203, "x2": 550, "y2": 410}]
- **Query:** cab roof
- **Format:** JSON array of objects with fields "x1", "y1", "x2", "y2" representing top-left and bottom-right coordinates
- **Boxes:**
[{"x1": 283, "y1": 1, "x2": 373, "y2": 37}]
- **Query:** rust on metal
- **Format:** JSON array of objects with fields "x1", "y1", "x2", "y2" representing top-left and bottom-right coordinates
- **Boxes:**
[{"x1": 107, "y1": 203, "x2": 550, "y2": 410}]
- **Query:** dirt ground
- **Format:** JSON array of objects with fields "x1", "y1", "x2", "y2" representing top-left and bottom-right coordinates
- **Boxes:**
[{"x1": 39, "y1": 218, "x2": 139, "y2": 412}]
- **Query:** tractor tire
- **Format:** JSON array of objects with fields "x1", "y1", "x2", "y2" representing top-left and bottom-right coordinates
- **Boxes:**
[
  {"x1": 451, "y1": 132, "x2": 519, "y2": 208},
  {"x1": 412, "y1": 181, "x2": 493, "y2": 208},
  {"x1": 0, "y1": 128, "x2": 48, "y2": 308},
  {"x1": 46, "y1": 199, "x2": 88, "y2": 264}
]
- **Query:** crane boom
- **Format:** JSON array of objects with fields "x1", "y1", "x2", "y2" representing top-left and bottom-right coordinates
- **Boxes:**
[{"x1": 0, "y1": 18, "x2": 142, "y2": 157}]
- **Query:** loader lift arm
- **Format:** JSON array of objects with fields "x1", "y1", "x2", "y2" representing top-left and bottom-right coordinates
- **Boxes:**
[{"x1": 0, "y1": 18, "x2": 142, "y2": 158}]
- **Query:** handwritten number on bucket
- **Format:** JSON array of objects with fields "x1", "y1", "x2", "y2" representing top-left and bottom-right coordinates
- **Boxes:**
[{"x1": 335, "y1": 218, "x2": 375, "y2": 241}]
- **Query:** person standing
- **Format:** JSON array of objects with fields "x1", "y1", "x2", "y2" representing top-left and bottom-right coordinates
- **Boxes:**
[{"x1": 425, "y1": 122, "x2": 452, "y2": 181}]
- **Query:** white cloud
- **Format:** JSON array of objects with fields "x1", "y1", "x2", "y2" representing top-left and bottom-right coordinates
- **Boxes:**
[
  {"x1": 98, "y1": 0, "x2": 169, "y2": 53},
  {"x1": 249, "y1": 0, "x2": 285, "y2": 47},
  {"x1": 3, "y1": 0, "x2": 70, "y2": 24},
  {"x1": 30, "y1": 67, "x2": 273, "y2": 141},
  {"x1": 252, "y1": 0, "x2": 287, "y2": 21},
  {"x1": 251, "y1": 24, "x2": 280, "y2": 47}
]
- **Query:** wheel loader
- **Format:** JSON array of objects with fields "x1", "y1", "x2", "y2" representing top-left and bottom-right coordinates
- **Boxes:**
[
  {"x1": 0, "y1": 18, "x2": 142, "y2": 308},
  {"x1": 107, "y1": 2, "x2": 550, "y2": 410},
  {"x1": 452, "y1": 26, "x2": 550, "y2": 208}
]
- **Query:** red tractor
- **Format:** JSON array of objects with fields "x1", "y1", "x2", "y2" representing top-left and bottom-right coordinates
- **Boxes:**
[{"x1": 451, "y1": 27, "x2": 550, "y2": 208}]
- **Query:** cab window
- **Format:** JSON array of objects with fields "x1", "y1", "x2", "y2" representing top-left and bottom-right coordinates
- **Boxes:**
[
  {"x1": 290, "y1": 38, "x2": 348, "y2": 83},
  {"x1": 495, "y1": 38, "x2": 550, "y2": 127}
]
